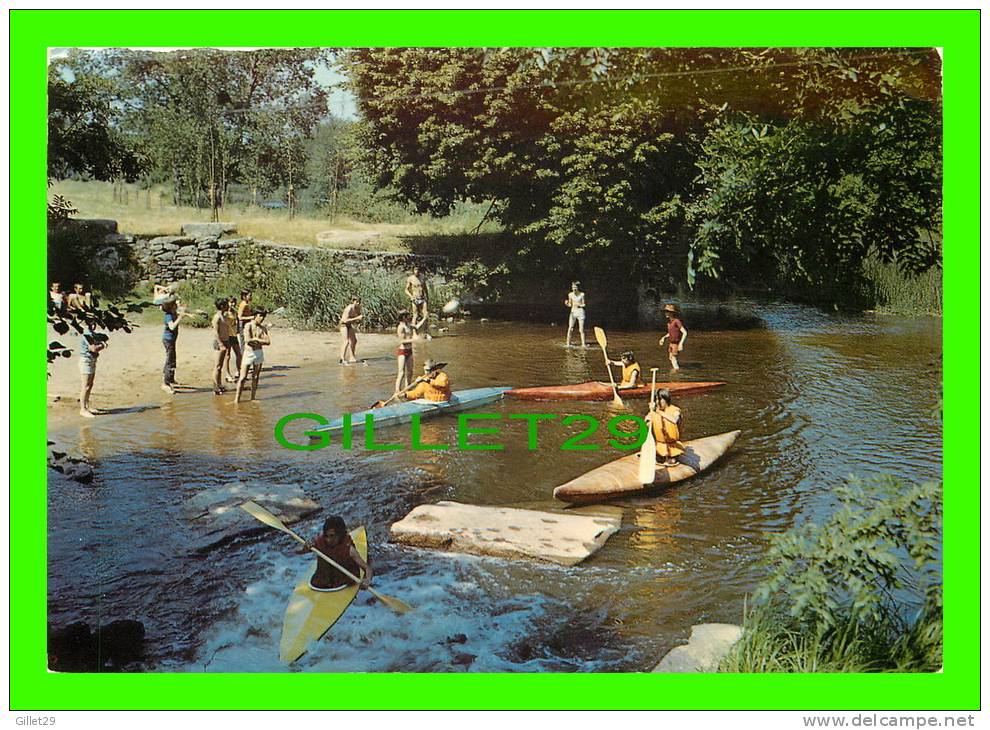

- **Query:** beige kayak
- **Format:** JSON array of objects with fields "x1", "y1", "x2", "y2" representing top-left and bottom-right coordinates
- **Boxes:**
[
  {"x1": 279, "y1": 526, "x2": 367, "y2": 663},
  {"x1": 553, "y1": 431, "x2": 741, "y2": 505}
]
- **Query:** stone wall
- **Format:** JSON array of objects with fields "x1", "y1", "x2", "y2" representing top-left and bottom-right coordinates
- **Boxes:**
[{"x1": 71, "y1": 219, "x2": 448, "y2": 283}]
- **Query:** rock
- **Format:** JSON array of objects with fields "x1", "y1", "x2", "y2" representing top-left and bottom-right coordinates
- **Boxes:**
[
  {"x1": 181, "y1": 481, "x2": 321, "y2": 553},
  {"x1": 103, "y1": 233, "x2": 136, "y2": 245},
  {"x1": 148, "y1": 235, "x2": 194, "y2": 249},
  {"x1": 71, "y1": 218, "x2": 118, "y2": 233},
  {"x1": 652, "y1": 623, "x2": 744, "y2": 673},
  {"x1": 47, "y1": 444, "x2": 95, "y2": 484},
  {"x1": 390, "y1": 501, "x2": 621, "y2": 566},
  {"x1": 48, "y1": 620, "x2": 145, "y2": 672},
  {"x1": 181, "y1": 222, "x2": 237, "y2": 238}
]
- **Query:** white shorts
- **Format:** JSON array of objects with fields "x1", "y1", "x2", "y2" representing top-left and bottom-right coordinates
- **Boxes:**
[
  {"x1": 243, "y1": 348, "x2": 264, "y2": 367},
  {"x1": 78, "y1": 358, "x2": 97, "y2": 375},
  {"x1": 569, "y1": 308, "x2": 586, "y2": 324}
]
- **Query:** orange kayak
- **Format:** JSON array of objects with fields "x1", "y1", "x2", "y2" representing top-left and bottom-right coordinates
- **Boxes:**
[{"x1": 506, "y1": 380, "x2": 726, "y2": 402}]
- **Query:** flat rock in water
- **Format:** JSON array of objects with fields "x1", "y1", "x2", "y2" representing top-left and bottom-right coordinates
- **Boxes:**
[
  {"x1": 181, "y1": 481, "x2": 320, "y2": 553},
  {"x1": 652, "y1": 623, "x2": 744, "y2": 673},
  {"x1": 390, "y1": 501, "x2": 621, "y2": 566}
]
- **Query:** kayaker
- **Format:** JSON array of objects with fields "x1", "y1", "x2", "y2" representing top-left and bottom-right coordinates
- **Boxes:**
[
  {"x1": 234, "y1": 308, "x2": 271, "y2": 404},
  {"x1": 400, "y1": 359, "x2": 451, "y2": 402},
  {"x1": 339, "y1": 295, "x2": 363, "y2": 365},
  {"x1": 607, "y1": 350, "x2": 642, "y2": 389},
  {"x1": 648, "y1": 388, "x2": 684, "y2": 467},
  {"x1": 394, "y1": 310, "x2": 415, "y2": 394},
  {"x1": 301, "y1": 516, "x2": 372, "y2": 591},
  {"x1": 658, "y1": 304, "x2": 688, "y2": 371},
  {"x1": 564, "y1": 280, "x2": 587, "y2": 348}
]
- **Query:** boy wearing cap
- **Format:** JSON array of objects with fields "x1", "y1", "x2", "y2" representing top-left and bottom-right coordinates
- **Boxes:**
[
  {"x1": 658, "y1": 304, "x2": 688, "y2": 371},
  {"x1": 400, "y1": 359, "x2": 451, "y2": 403}
]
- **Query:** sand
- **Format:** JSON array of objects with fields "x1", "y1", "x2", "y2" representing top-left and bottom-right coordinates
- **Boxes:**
[{"x1": 47, "y1": 318, "x2": 397, "y2": 431}]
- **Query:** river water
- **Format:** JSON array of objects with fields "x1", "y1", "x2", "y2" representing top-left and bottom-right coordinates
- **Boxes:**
[{"x1": 47, "y1": 302, "x2": 942, "y2": 672}]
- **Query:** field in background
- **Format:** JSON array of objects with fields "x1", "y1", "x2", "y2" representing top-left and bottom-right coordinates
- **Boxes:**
[{"x1": 51, "y1": 179, "x2": 500, "y2": 251}]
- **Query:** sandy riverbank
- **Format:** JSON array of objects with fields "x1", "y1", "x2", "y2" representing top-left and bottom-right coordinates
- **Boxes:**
[{"x1": 47, "y1": 318, "x2": 398, "y2": 431}]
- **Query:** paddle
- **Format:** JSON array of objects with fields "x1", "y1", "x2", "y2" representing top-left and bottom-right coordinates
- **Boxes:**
[
  {"x1": 371, "y1": 376, "x2": 425, "y2": 409},
  {"x1": 593, "y1": 326, "x2": 624, "y2": 408},
  {"x1": 240, "y1": 501, "x2": 413, "y2": 615},
  {"x1": 638, "y1": 368, "x2": 659, "y2": 484}
]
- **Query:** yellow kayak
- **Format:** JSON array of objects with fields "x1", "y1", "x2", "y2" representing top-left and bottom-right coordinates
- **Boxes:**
[{"x1": 279, "y1": 526, "x2": 367, "y2": 663}]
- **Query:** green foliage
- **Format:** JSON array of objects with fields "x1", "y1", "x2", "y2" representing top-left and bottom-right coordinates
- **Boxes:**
[
  {"x1": 719, "y1": 475, "x2": 942, "y2": 673},
  {"x1": 47, "y1": 297, "x2": 143, "y2": 365},
  {"x1": 47, "y1": 221, "x2": 141, "y2": 301},
  {"x1": 861, "y1": 251, "x2": 943, "y2": 315}
]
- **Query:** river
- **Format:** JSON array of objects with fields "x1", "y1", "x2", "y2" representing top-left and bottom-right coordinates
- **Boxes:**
[{"x1": 47, "y1": 301, "x2": 943, "y2": 672}]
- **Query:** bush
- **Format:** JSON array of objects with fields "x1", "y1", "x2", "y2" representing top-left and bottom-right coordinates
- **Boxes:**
[
  {"x1": 720, "y1": 476, "x2": 942, "y2": 673},
  {"x1": 48, "y1": 220, "x2": 141, "y2": 301},
  {"x1": 861, "y1": 253, "x2": 942, "y2": 315}
]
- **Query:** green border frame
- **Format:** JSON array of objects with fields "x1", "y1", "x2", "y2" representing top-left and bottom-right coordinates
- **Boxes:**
[{"x1": 12, "y1": 9, "x2": 978, "y2": 710}]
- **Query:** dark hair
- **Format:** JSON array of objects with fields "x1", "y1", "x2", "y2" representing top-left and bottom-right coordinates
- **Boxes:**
[
  {"x1": 657, "y1": 388, "x2": 672, "y2": 405},
  {"x1": 399, "y1": 310, "x2": 412, "y2": 321},
  {"x1": 240, "y1": 290, "x2": 251, "y2": 299},
  {"x1": 214, "y1": 298, "x2": 227, "y2": 310},
  {"x1": 621, "y1": 350, "x2": 635, "y2": 361},
  {"x1": 572, "y1": 280, "x2": 580, "y2": 287},
  {"x1": 254, "y1": 308, "x2": 268, "y2": 318},
  {"x1": 322, "y1": 515, "x2": 347, "y2": 536}
]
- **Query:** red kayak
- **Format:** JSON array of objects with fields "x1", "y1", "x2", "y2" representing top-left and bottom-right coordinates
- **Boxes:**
[{"x1": 506, "y1": 380, "x2": 726, "y2": 401}]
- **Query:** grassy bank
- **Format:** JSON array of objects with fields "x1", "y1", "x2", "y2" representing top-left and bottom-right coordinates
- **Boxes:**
[
  {"x1": 861, "y1": 254, "x2": 943, "y2": 315},
  {"x1": 51, "y1": 179, "x2": 500, "y2": 250}
]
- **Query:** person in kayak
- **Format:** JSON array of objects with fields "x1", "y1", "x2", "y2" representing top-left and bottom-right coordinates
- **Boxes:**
[
  {"x1": 400, "y1": 359, "x2": 451, "y2": 402},
  {"x1": 301, "y1": 516, "x2": 372, "y2": 592},
  {"x1": 648, "y1": 388, "x2": 685, "y2": 467},
  {"x1": 394, "y1": 310, "x2": 415, "y2": 394},
  {"x1": 339, "y1": 295, "x2": 363, "y2": 365},
  {"x1": 564, "y1": 280, "x2": 587, "y2": 348},
  {"x1": 607, "y1": 350, "x2": 642, "y2": 389},
  {"x1": 658, "y1": 304, "x2": 688, "y2": 371}
]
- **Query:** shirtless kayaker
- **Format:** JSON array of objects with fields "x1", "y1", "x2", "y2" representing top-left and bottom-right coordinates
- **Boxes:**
[
  {"x1": 400, "y1": 359, "x2": 451, "y2": 403},
  {"x1": 647, "y1": 388, "x2": 684, "y2": 467},
  {"x1": 564, "y1": 281, "x2": 587, "y2": 348},
  {"x1": 300, "y1": 516, "x2": 372, "y2": 591},
  {"x1": 339, "y1": 296, "x2": 363, "y2": 364},
  {"x1": 658, "y1": 304, "x2": 688, "y2": 371},
  {"x1": 394, "y1": 311, "x2": 415, "y2": 394},
  {"x1": 606, "y1": 350, "x2": 642, "y2": 389},
  {"x1": 405, "y1": 266, "x2": 429, "y2": 334}
]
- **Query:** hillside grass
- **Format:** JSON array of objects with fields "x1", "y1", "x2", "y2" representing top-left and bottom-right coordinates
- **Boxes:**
[{"x1": 51, "y1": 179, "x2": 500, "y2": 251}]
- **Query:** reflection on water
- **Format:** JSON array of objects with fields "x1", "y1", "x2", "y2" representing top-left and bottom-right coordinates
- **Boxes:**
[{"x1": 47, "y1": 303, "x2": 942, "y2": 671}]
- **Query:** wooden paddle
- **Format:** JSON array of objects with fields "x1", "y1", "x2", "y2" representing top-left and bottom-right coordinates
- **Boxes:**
[
  {"x1": 638, "y1": 368, "x2": 659, "y2": 484},
  {"x1": 371, "y1": 376, "x2": 425, "y2": 409},
  {"x1": 593, "y1": 326, "x2": 624, "y2": 408},
  {"x1": 240, "y1": 501, "x2": 413, "y2": 615}
]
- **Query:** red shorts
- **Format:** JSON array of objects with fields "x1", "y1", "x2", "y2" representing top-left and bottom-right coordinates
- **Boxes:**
[
  {"x1": 396, "y1": 346, "x2": 412, "y2": 357},
  {"x1": 668, "y1": 342, "x2": 680, "y2": 355}
]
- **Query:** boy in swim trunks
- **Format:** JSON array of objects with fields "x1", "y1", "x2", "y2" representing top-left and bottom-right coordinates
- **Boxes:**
[
  {"x1": 211, "y1": 298, "x2": 232, "y2": 395},
  {"x1": 78, "y1": 324, "x2": 107, "y2": 418},
  {"x1": 405, "y1": 266, "x2": 430, "y2": 335},
  {"x1": 301, "y1": 515, "x2": 372, "y2": 591},
  {"x1": 565, "y1": 281, "x2": 587, "y2": 348},
  {"x1": 658, "y1": 304, "x2": 688, "y2": 371},
  {"x1": 235, "y1": 309, "x2": 271, "y2": 404},
  {"x1": 339, "y1": 296, "x2": 363, "y2": 364}
]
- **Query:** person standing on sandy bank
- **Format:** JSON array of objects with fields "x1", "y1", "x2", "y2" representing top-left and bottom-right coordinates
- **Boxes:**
[
  {"x1": 339, "y1": 296, "x2": 363, "y2": 365},
  {"x1": 161, "y1": 298, "x2": 194, "y2": 394},
  {"x1": 237, "y1": 290, "x2": 254, "y2": 352},
  {"x1": 658, "y1": 304, "x2": 688, "y2": 371},
  {"x1": 235, "y1": 309, "x2": 271, "y2": 404},
  {"x1": 565, "y1": 281, "x2": 587, "y2": 348},
  {"x1": 211, "y1": 298, "x2": 233, "y2": 395},
  {"x1": 224, "y1": 295, "x2": 241, "y2": 383},
  {"x1": 50, "y1": 282, "x2": 65, "y2": 312},
  {"x1": 78, "y1": 325, "x2": 107, "y2": 418}
]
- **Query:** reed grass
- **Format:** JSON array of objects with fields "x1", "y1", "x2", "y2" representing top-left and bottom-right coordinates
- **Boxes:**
[{"x1": 861, "y1": 254, "x2": 942, "y2": 315}]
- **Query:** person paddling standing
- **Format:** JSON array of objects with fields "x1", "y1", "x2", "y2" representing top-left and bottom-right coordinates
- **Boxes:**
[
  {"x1": 658, "y1": 304, "x2": 688, "y2": 371},
  {"x1": 301, "y1": 516, "x2": 372, "y2": 591}
]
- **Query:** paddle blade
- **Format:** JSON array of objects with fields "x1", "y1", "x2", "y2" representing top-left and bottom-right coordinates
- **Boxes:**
[
  {"x1": 241, "y1": 500, "x2": 301, "y2": 540},
  {"x1": 593, "y1": 326, "x2": 608, "y2": 351},
  {"x1": 372, "y1": 589, "x2": 414, "y2": 614},
  {"x1": 638, "y1": 429, "x2": 657, "y2": 485},
  {"x1": 612, "y1": 391, "x2": 625, "y2": 408}
]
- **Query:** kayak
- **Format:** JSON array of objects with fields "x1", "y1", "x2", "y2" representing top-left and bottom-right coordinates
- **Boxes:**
[
  {"x1": 507, "y1": 380, "x2": 726, "y2": 402},
  {"x1": 313, "y1": 386, "x2": 512, "y2": 436},
  {"x1": 280, "y1": 526, "x2": 368, "y2": 663},
  {"x1": 553, "y1": 430, "x2": 741, "y2": 505}
]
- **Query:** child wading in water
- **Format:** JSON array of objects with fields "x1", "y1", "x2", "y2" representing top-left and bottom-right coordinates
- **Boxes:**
[
  {"x1": 235, "y1": 309, "x2": 271, "y2": 403},
  {"x1": 648, "y1": 388, "x2": 684, "y2": 467},
  {"x1": 658, "y1": 303, "x2": 688, "y2": 371}
]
